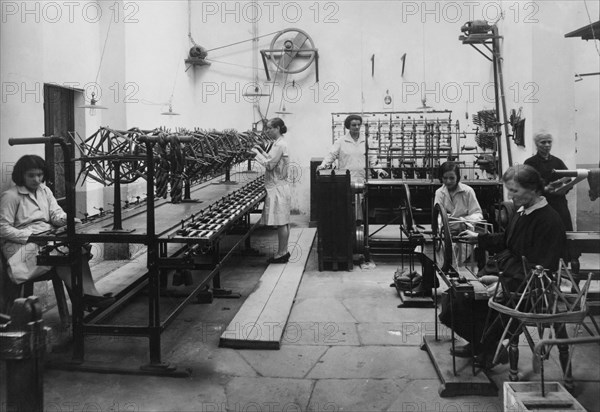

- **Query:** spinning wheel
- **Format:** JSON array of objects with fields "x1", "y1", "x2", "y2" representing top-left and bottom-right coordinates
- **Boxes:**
[
  {"x1": 432, "y1": 203, "x2": 454, "y2": 273},
  {"x1": 483, "y1": 261, "x2": 594, "y2": 388}
]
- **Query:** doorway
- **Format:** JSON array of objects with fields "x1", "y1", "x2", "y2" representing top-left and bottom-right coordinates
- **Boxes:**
[{"x1": 43, "y1": 84, "x2": 74, "y2": 211}]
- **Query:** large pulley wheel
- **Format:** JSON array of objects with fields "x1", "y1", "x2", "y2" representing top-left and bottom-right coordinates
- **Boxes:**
[
  {"x1": 432, "y1": 203, "x2": 453, "y2": 273},
  {"x1": 269, "y1": 28, "x2": 317, "y2": 74},
  {"x1": 355, "y1": 224, "x2": 365, "y2": 254},
  {"x1": 498, "y1": 201, "x2": 515, "y2": 233}
]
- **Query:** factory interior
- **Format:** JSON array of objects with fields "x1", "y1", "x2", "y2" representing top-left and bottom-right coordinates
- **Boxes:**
[{"x1": 1, "y1": 1, "x2": 600, "y2": 411}]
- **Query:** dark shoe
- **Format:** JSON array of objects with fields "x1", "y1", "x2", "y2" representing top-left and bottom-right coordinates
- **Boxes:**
[
  {"x1": 83, "y1": 294, "x2": 115, "y2": 310},
  {"x1": 473, "y1": 347, "x2": 508, "y2": 370},
  {"x1": 473, "y1": 354, "x2": 493, "y2": 370},
  {"x1": 450, "y1": 343, "x2": 472, "y2": 358},
  {"x1": 473, "y1": 354, "x2": 503, "y2": 370},
  {"x1": 267, "y1": 252, "x2": 290, "y2": 264}
]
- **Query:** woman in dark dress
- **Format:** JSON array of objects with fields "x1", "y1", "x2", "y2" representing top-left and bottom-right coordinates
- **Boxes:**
[
  {"x1": 442, "y1": 165, "x2": 566, "y2": 367},
  {"x1": 524, "y1": 131, "x2": 573, "y2": 231}
]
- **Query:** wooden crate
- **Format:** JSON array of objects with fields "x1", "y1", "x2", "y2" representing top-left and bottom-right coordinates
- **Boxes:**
[
  {"x1": 315, "y1": 170, "x2": 355, "y2": 271},
  {"x1": 503, "y1": 382, "x2": 585, "y2": 411}
]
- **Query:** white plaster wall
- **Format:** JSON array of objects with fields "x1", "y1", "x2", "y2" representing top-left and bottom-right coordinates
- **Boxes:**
[
  {"x1": 1, "y1": 2, "x2": 46, "y2": 187},
  {"x1": 570, "y1": 1, "x2": 600, "y2": 167},
  {"x1": 526, "y1": 1, "x2": 598, "y2": 230},
  {"x1": 164, "y1": 0, "x2": 502, "y2": 215},
  {"x1": 1, "y1": 0, "x2": 598, "y2": 225},
  {"x1": 570, "y1": 1, "x2": 600, "y2": 230}
]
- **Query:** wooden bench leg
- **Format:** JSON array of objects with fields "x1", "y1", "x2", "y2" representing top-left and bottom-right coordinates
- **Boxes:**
[
  {"x1": 51, "y1": 276, "x2": 71, "y2": 329},
  {"x1": 19, "y1": 274, "x2": 71, "y2": 330}
]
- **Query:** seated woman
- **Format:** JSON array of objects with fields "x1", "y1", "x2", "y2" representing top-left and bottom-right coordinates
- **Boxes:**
[
  {"x1": 0, "y1": 155, "x2": 113, "y2": 309},
  {"x1": 434, "y1": 161, "x2": 484, "y2": 235},
  {"x1": 441, "y1": 165, "x2": 566, "y2": 367}
]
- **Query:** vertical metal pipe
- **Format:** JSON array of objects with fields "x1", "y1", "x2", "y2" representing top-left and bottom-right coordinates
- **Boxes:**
[
  {"x1": 145, "y1": 140, "x2": 161, "y2": 365},
  {"x1": 112, "y1": 160, "x2": 123, "y2": 231},
  {"x1": 492, "y1": 25, "x2": 512, "y2": 168}
]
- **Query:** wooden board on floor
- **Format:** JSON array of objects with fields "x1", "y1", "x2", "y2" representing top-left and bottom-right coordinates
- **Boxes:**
[
  {"x1": 219, "y1": 228, "x2": 316, "y2": 349},
  {"x1": 421, "y1": 335, "x2": 498, "y2": 397}
]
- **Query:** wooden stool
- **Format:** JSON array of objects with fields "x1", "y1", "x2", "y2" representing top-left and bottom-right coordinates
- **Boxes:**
[
  {"x1": 22, "y1": 269, "x2": 71, "y2": 329},
  {"x1": 0, "y1": 254, "x2": 70, "y2": 328}
]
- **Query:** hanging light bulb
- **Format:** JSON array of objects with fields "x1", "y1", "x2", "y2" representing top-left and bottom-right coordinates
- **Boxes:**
[
  {"x1": 77, "y1": 17, "x2": 112, "y2": 117},
  {"x1": 275, "y1": 104, "x2": 293, "y2": 115},
  {"x1": 78, "y1": 92, "x2": 107, "y2": 116},
  {"x1": 161, "y1": 103, "x2": 180, "y2": 116}
]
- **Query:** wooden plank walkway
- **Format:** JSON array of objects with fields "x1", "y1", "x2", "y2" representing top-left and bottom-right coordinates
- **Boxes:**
[{"x1": 219, "y1": 227, "x2": 316, "y2": 349}]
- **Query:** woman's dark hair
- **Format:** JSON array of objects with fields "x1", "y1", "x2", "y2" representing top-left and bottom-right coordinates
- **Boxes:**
[
  {"x1": 12, "y1": 155, "x2": 47, "y2": 186},
  {"x1": 502, "y1": 164, "x2": 544, "y2": 193},
  {"x1": 344, "y1": 114, "x2": 363, "y2": 129},
  {"x1": 438, "y1": 161, "x2": 460, "y2": 183},
  {"x1": 269, "y1": 117, "x2": 287, "y2": 134}
]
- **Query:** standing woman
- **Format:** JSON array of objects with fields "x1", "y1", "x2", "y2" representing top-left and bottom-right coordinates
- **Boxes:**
[
  {"x1": 0, "y1": 155, "x2": 112, "y2": 308},
  {"x1": 524, "y1": 131, "x2": 573, "y2": 231},
  {"x1": 254, "y1": 118, "x2": 291, "y2": 263}
]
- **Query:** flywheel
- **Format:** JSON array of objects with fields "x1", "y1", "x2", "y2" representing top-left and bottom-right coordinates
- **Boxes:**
[
  {"x1": 268, "y1": 28, "x2": 317, "y2": 74},
  {"x1": 432, "y1": 203, "x2": 454, "y2": 273}
]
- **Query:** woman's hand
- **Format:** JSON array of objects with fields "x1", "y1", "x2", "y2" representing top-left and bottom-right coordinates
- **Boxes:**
[
  {"x1": 457, "y1": 229, "x2": 478, "y2": 243},
  {"x1": 547, "y1": 177, "x2": 572, "y2": 194},
  {"x1": 56, "y1": 217, "x2": 81, "y2": 228},
  {"x1": 485, "y1": 282, "x2": 501, "y2": 298},
  {"x1": 251, "y1": 148, "x2": 268, "y2": 165},
  {"x1": 375, "y1": 169, "x2": 389, "y2": 178}
]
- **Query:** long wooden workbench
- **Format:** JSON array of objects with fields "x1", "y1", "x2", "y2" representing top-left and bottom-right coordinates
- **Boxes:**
[{"x1": 35, "y1": 171, "x2": 266, "y2": 376}]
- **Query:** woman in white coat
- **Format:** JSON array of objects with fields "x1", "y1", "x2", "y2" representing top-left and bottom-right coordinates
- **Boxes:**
[
  {"x1": 0, "y1": 155, "x2": 113, "y2": 308},
  {"x1": 253, "y1": 118, "x2": 292, "y2": 263}
]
